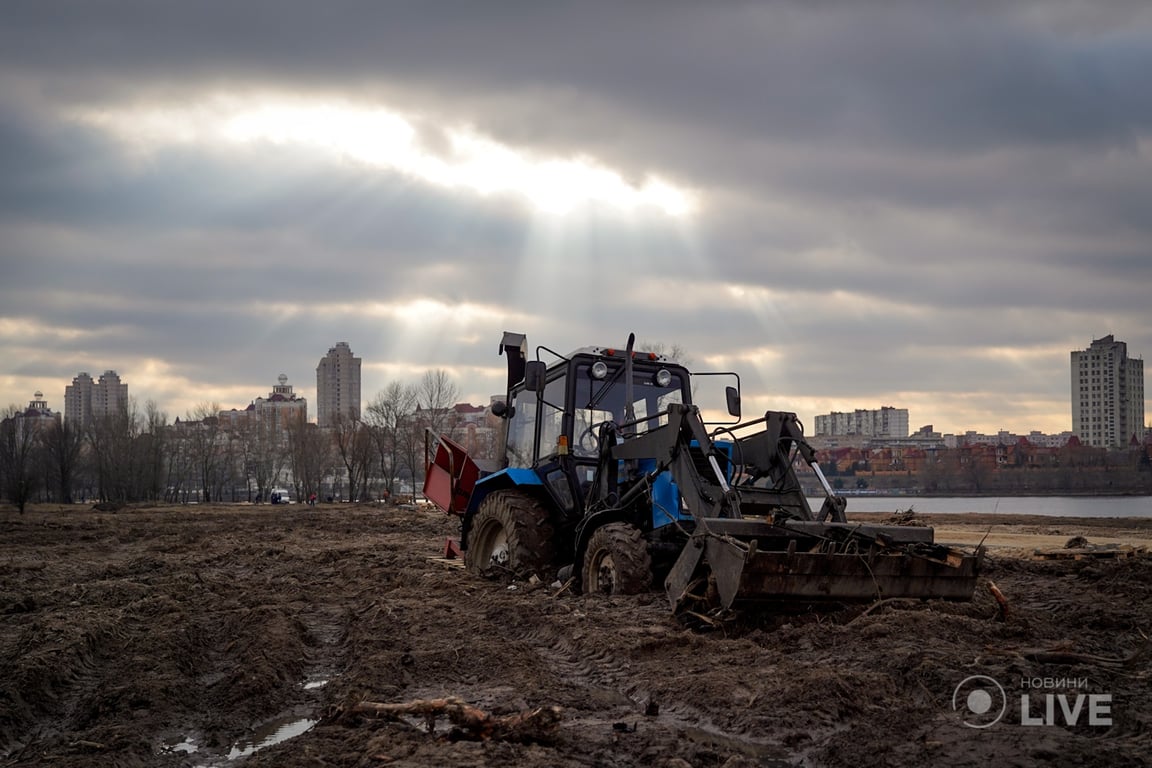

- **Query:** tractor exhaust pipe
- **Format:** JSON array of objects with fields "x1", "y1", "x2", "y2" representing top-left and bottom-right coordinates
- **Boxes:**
[{"x1": 623, "y1": 332, "x2": 636, "y2": 426}]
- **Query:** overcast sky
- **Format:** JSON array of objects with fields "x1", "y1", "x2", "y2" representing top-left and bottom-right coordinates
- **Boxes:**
[{"x1": 2, "y1": 1, "x2": 1150, "y2": 436}]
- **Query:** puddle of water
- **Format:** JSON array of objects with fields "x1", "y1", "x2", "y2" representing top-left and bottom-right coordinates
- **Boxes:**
[
  {"x1": 160, "y1": 736, "x2": 199, "y2": 755},
  {"x1": 225, "y1": 715, "x2": 317, "y2": 760}
]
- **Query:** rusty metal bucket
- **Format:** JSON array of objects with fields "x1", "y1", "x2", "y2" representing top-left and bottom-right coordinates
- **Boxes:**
[{"x1": 665, "y1": 517, "x2": 982, "y2": 613}]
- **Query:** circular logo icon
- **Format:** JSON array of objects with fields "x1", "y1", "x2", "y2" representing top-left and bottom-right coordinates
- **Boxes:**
[{"x1": 952, "y1": 675, "x2": 1007, "y2": 728}]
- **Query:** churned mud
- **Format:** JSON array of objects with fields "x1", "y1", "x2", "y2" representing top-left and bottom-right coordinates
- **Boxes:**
[{"x1": 1, "y1": 503, "x2": 1150, "y2": 767}]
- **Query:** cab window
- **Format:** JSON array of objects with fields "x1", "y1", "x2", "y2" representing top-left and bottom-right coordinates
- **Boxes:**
[
  {"x1": 506, "y1": 388, "x2": 537, "y2": 468},
  {"x1": 538, "y1": 372, "x2": 567, "y2": 459}
]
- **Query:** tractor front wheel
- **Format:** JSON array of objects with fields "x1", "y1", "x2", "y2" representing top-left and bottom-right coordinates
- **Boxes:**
[
  {"x1": 582, "y1": 523, "x2": 652, "y2": 595},
  {"x1": 465, "y1": 490, "x2": 556, "y2": 581}
]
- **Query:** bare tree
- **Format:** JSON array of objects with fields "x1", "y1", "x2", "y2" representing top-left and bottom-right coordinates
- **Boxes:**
[
  {"x1": 0, "y1": 405, "x2": 41, "y2": 513},
  {"x1": 637, "y1": 340, "x2": 691, "y2": 367},
  {"x1": 418, "y1": 369, "x2": 461, "y2": 441},
  {"x1": 182, "y1": 402, "x2": 223, "y2": 503},
  {"x1": 87, "y1": 399, "x2": 141, "y2": 503},
  {"x1": 364, "y1": 381, "x2": 418, "y2": 501},
  {"x1": 331, "y1": 413, "x2": 375, "y2": 502},
  {"x1": 139, "y1": 400, "x2": 169, "y2": 501},
  {"x1": 286, "y1": 412, "x2": 332, "y2": 503},
  {"x1": 164, "y1": 425, "x2": 195, "y2": 503},
  {"x1": 239, "y1": 417, "x2": 289, "y2": 503},
  {"x1": 394, "y1": 369, "x2": 462, "y2": 503},
  {"x1": 41, "y1": 416, "x2": 85, "y2": 504}
]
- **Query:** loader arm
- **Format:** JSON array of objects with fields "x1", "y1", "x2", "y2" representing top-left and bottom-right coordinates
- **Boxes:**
[
  {"x1": 586, "y1": 405, "x2": 843, "y2": 525},
  {"x1": 726, "y1": 410, "x2": 848, "y2": 523},
  {"x1": 602, "y1": 403, "x2": 741, "y2": 520}
]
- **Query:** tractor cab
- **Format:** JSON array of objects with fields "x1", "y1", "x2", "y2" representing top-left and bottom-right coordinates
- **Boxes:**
[{"x1": 500, "y1": 345, "x2": 691, "y2": 510}]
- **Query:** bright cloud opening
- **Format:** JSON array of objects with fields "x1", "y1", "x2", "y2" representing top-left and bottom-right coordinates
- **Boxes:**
[{"x1": 72, "y1": 98, "x2": 696, "y2": 218}]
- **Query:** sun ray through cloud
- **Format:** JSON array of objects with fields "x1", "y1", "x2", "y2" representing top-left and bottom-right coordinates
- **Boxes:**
[{"x1": 69, "y1": 97, "x2": 698, "y2": 219}]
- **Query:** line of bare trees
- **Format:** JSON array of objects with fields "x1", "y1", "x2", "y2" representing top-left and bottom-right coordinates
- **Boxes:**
[{"x1": 0, "y1": 370, "x2": 468, "y2": 512}]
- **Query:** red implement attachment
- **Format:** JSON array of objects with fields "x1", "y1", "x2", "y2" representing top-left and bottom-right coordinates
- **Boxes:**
[{"x1": 423, "y1": 433, "x2": 480, "y2": 516}]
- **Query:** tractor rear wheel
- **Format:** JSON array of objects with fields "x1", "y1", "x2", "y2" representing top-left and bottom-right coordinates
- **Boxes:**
[
  {"x1": 465, "y1": 490, "x2": 556, "y2": 581},
  {"x1": 582, "y1": 523, "x2": 652, "y2": 595}
]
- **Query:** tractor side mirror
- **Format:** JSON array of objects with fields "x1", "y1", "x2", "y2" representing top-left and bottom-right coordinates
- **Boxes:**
[
  {"x1": 524, "y1": 361, "x2": 547, "y2": 394},
  {"x1": 725, "y1": 386, "x2": 741, "y2": 419}
]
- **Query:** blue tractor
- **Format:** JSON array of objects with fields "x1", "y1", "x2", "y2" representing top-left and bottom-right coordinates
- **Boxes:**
[{"x1": 425, "y1": 332, "x2": 980, "y2": 613}]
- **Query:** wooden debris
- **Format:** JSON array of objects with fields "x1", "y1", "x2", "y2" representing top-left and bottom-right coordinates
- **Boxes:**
[
  {"x1": 847, "y1": 597, "x2": 918, "y2": 624},
  {"x1": 1033, "y1": 543, "x2": 1146, "y2": 561},
  {"x1": 550, "y1": 577, "x2": 575, "y2": 598},
  {"x1": 988, "y1": 641, "x2": 1151, "y2": 669},
  {"x1": 68, "y1": 740, "x2": 107, "y2": 752},
  {"x1": 681, "y1": 610, "x2": 724, "y2": 628},
  {"x1": 345, "y1": 696, "x2": 561, "y2": 743},
  {"x1": 1022, "y1": 646, "x2": 1147, "y2": 668},
  {"x1": 988, "y1": 580, "x2": 1010, "y2": 622},
  {"x1": 426, "y1": 556, "x2": 466, "y2": 569}
]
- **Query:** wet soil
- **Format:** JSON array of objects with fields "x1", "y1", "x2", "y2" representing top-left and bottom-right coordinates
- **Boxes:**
[{"x1": 2, "y1": 503, "x2": 1150, "y2": 767}]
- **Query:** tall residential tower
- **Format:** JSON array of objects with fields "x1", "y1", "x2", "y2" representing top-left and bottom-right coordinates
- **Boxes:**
[
  {"x1": 316, "y1": 342, "x2": 361, "y2": 427},
  {"x1": 1071, "y1": 335, "x2": 1145, "y2": 448},
  {"x1": 64, "y1": 370, "x2": 128, "y2": 427}
]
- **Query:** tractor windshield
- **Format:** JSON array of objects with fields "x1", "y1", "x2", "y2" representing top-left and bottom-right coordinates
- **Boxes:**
[{"x1": 571, "y1": 361, "x2": 685, "y2": 458}]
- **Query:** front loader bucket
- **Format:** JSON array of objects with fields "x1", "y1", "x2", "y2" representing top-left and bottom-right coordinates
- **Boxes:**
[{"x1": 665, "y1": 518, "x2": 981, "y2": 613}]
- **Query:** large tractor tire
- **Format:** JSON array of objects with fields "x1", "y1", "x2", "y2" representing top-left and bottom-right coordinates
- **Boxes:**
[
  {"x1": 465, "y1": 490, "x2": 556, "y2": 581},
  {"x1": 582, "y1": 523, "x2": 653, "y2": 596}
]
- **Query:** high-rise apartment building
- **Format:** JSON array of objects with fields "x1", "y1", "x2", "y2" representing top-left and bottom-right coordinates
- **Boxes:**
[
  {"x1": 64, "y1": 370, "x2": 128, "y2": 426},
  {"x1": 813, "y1": 406, "x2": 910, "y2": 439},
  {"x1": 1071, "y1": 335, "x2": 1145, "y2": 448},
  {"x1": 316, "y1": 342, "x2": 361, "y2": 427}
]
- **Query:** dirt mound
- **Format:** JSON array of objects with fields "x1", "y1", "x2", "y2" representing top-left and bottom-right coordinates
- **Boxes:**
[{"x1": 2, "y1": 504, "x2": 1150, "y2": 766}]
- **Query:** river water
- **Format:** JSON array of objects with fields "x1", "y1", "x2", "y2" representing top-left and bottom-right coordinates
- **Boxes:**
[{"x1": 815, "y1": 495, "x2": 1152, "y2": 518}]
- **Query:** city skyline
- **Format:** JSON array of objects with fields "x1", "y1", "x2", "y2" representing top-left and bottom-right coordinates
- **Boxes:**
[
  {"x1": 2, "y1": 3, "x2": 1151, "y2": 435},
  {"x1": 15, "y1": 333, "x2": 1148, "y2": 443}
]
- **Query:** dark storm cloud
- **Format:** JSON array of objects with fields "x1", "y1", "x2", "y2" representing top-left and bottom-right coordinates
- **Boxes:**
[
  {"x1": 5, "y1": 2, "x2": 1152, "y2": 152},
  {"x1": 1, "y1": 1, "x2": 1149, "y2": 433}
]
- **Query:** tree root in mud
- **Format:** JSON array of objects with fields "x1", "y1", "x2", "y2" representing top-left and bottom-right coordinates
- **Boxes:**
[
  {"x1": 988, "y1": 641, "x2": 1152, "y2": 669},
  {"x1": 336, "y1": 696, "x2": 562, "y2": 743},
  {"x1": 976, "y1": 635, "x2": 1147, "y2": 672},
  {"x1": 988, "y1": 580, "x2": 1010, "y2": 621}
]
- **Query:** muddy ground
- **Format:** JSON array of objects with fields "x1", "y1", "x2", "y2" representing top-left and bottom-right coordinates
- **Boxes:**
[{"x1": 1, "y1": 502, "x2": 1150, "y2": 768}]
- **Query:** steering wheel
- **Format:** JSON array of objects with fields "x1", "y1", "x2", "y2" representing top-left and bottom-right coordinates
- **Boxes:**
[{"x1": 578, "y1": 424, "x2": 601, "y2": 454}]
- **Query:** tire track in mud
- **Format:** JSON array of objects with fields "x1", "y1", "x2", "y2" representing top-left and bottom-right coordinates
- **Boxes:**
[
  {"x1": 298, "y1": 602, "x2": 349, "y2": 685},
  {"x1": 520, "y1": 621, "x2": 795, "y2": 765}
]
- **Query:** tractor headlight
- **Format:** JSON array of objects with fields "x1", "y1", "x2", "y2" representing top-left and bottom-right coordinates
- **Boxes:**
[
  {"x1": 655, "y1": 368, "x2": 672, "y2": 387},
  {"x1": 591, "y1": 361, "x2": 609, "y2": 380}
]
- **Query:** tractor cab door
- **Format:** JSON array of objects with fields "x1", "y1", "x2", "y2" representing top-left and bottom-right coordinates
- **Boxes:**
[
  {"x1": 503, "y1": 364, "x2": 581, "y2": 517},
  {"x1": 504, "y1": 368, "x2": 569, "y2": 468}
]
